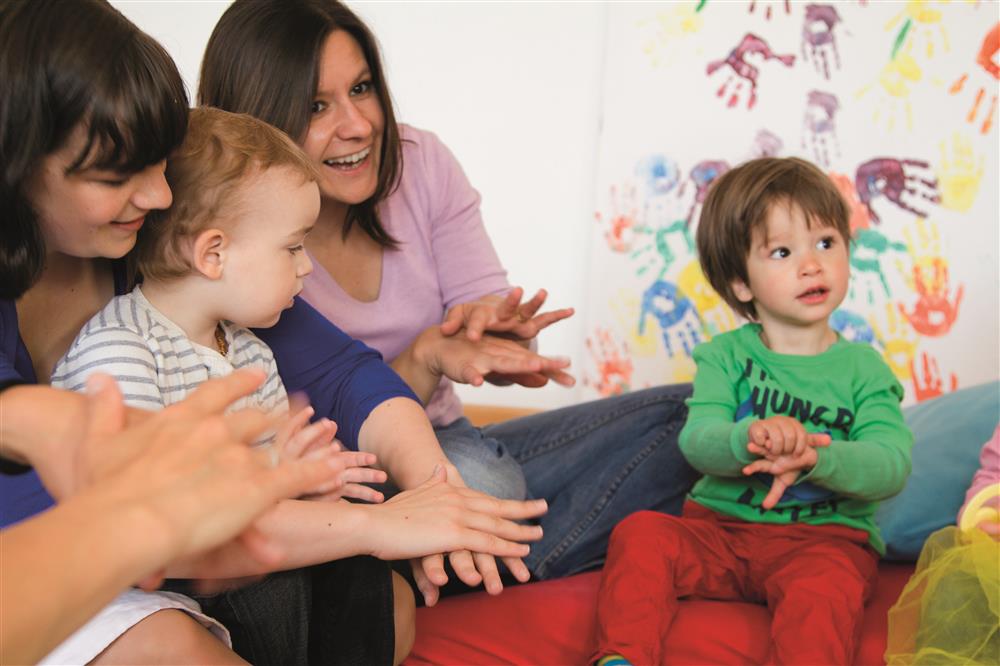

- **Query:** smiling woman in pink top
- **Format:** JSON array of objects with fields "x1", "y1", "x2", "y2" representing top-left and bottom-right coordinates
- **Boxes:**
[{"x1": 200, "y1": 0, "x2": 699, "y2": 603}]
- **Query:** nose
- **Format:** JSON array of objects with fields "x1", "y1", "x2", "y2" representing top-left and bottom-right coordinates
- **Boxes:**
[
  {"x1": 298, "y1": 251, "x2": 314, "y2": 278},
  {"x1": 333, "y1": 99, "x2": 372, "y2": 141},
  {"x1": 799, "y1": 250, "x2": 822, "y2": 276},
  {"x1": 131, "y1": 162, "x2": 172, "y2": 212}
]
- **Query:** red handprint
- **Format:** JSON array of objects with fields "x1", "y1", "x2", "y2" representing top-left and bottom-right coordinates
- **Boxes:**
[
  {"x1": 585, "y1": 328, "x2": 634, "y2": 398},
  {"x1": 898, "y1": 259, "x2": 963, "y2": 337},
  {"x1": 910, "y1": 351, "x2": 958, "y2": 402},
  {"x1": 706, "y1": 33, "x2": 795, "y2": 110}
]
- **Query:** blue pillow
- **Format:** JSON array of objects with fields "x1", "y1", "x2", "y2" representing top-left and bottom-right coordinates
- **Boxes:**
[{"x1": 875, "y1": 380, "x2": 1000, "y2": 560}]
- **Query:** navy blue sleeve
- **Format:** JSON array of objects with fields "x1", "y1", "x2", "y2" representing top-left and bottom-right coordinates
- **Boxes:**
[
  {"x1": 254, "y1": 297, "x2": 419, "y2": 450},
  {"x1": 0, "y1": 300, "x2": 56, "y2": 528}
]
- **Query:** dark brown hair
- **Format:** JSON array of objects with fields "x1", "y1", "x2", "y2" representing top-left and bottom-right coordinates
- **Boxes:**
[
  {"x1": 137, "y1": 107, "x2": 321, "y2": 281},
  {"x1": 0, "y1": 0, "x2": 188, "y2": 299},
  {"x1": 199, "y1": 0, "x2": 400, "y2": 248},
  {"x1": 695, "y1": 157, "x2": 850, "y2": 320}
]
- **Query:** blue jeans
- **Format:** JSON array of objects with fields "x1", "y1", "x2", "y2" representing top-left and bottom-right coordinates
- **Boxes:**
[{"x1": 434, "y1": 384, "x2": 699, "y2": 580}]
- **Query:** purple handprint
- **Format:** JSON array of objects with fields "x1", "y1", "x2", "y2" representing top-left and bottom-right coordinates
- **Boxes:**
[
  {"x1": 749, "y1": 129, "x2": 784, "y2": 159},
  {"x1": 638, "y1": 280, "x2": 702, "y2": 358},
  {"x1": 802, "y1": 90, "x2": 840, "y2": 167},
  {"x1": 802, "y1": 4, "x2": 842, "y2": 80},
  {"x1": 855, "y1": 158, "x2": 941, "y2": 225},
  {"x1": 678, "y1": 159, "x2": 730, "y2": 227},
  {"x1": 706, "y1": 33, "x2": 796, "y2": 110}
]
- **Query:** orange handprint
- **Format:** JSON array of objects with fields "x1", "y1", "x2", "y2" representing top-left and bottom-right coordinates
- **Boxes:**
[
  {"x1": 910, "y1": 350, "x2": 958, "y2": 402},
  {"x1": 897, "y1": 258, "x2": 963, "y2": 337},
  {"x1": 585, "y1": 327, "x2": 634, "y2": 398},
  {"x1": 949, "y1": 23, "x2": 998, "y2": 135},
  {"x1": 595, "y1": 184, "x2": 641, "y2": 253}
]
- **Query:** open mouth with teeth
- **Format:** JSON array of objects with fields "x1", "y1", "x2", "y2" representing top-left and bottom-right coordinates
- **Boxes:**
[
  {"x1": 323, "y1": 146, "x2": 371, "y2": 171},
  {"x1": 797, "y1": 286, "x2": 829, "y2": 303}
]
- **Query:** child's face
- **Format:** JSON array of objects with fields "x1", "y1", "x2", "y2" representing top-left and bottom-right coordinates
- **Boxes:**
[
  {"x1": 732, "y1": 200, "x2": 849, "y2": 334},
  {"x1": 219, "y1": 166, "x2": 320, "y2": 328}
]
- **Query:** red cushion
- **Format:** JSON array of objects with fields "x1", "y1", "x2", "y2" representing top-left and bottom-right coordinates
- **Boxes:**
[{"x1": 406, "y1": 562, "x2": 914, "y2": 665}]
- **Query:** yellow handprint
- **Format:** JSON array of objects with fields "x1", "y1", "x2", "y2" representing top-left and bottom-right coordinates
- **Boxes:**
[
  {"x1": 885, "y1": 0, "x2": 950, "y2": 60},
  {"x1": 676, "y1": 260, "x2": 738, "y2": 338},
  {"x1": 611, "y1": 289, "x2": 659, "y2": 358},
  {"x1": 857, "y1": 43, "x2": 921, "y2": 132},
  {"x1": 637, "y1": 3, "x2": 705, "y2": 68},
  {"x1": 937, "y1": 133, "x2": 985, "y2": 212},
  {"x1": 872, "y1": 303, "x2": 919, "y2": 381},
  {"x1": 899, "y1": 218, "x2": 942, "y2": 285}
]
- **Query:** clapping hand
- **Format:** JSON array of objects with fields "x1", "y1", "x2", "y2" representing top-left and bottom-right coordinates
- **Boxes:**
[{"x1": 440, "y1": 287, "x2": 574, "y2": 343}]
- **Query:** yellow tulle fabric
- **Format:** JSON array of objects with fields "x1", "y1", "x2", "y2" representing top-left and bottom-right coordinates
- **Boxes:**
[{"x1": 886, "y1": 485, "x2": 1000, "y2": 665}]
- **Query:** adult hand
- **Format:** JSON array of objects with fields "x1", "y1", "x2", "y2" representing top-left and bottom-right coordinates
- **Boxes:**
[
  {"x1": 419, "y1": 326, "x2": 575, "y2": 390},
  {"x1": 360, "y1": 465, "x2": 547, "y2": 606},
  {"x1": 77, "y1": 371, "x2": 351, "y2": 582},
  {"x1": 440, "y1": 287, "x2": 574, "y2": 343}
]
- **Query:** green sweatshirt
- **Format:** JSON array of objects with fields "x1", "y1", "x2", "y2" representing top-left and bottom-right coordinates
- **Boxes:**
[{"x1": 679, "y1": 324, "x2": 913, "y2": 554}]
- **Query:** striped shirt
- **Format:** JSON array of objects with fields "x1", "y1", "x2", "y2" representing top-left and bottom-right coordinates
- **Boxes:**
[{"x1": 51, "y1": 287, "x2": 287, "y2": 415}]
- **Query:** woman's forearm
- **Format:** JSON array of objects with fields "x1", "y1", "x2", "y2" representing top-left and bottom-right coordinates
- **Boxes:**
[
  {"x1": 357, "y1": 396, "x2": 450, "y2": 490},
  {"x1": 0, "y1": 495, "x2": 168, "y2": 664},
  {"x1": 164, "y1": 499, "x2": 373, "y2": 578},
  {"x1": 0, "y1": 385, "x2": 84, "y2": 466}
]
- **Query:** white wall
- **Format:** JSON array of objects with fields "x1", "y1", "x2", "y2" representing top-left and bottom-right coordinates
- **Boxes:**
[
  {"x1": 113, "y1": 1, "x2": 999, "y2": 410},
  {"x1": 113, "y1": 0, "x2": 604, "y2": 410}
]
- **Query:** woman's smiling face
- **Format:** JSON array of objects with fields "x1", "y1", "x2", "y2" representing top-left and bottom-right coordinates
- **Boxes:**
[
  {"x1": 27, "y1": 124, "x2": 173, "y2": 259},
  {"x1": 300, "y1": 29, "x2": 385, "y2": 212}
]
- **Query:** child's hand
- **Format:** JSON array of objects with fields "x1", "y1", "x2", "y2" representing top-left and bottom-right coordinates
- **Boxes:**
[
  {"x1": 748, "y1": 416, "x2": 831, "y2": 457},
  {"x1": 303, "y1": 444, "x2": 387, "y2": 503},
  {"x1": 743, "y1": 444, "x2": 821, "y2": 510},
  {"x1": 976, "y1": 520, "x2": 1000, "y2": 541},
  {"x1": 274, "y1": 405, "x2": 337, "y2": 461},
  {"x1": 272, "y1": 404, "x2": 386, "y2": 500}
]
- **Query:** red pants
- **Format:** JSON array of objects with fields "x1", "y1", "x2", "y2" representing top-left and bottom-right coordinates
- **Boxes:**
[{"x1": 595, "y1": 505, "x2": 879, "y2": 665}]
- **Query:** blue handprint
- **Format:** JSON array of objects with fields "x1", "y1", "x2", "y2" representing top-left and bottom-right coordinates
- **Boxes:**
[
  {"x1": 638, "y1": 280, "x2": 702, "y2": 357},
  {"x1": 830, "y1": 309, "x2": 878, "y2": 345}
]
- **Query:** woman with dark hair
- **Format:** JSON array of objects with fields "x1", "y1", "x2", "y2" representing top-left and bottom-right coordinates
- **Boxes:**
[
  {"x1": 200, "y1": 0, "x2": 700, "y2": 603},
  {"x1": 1, "y1": 1, "x2": 550, "y2": 664}
]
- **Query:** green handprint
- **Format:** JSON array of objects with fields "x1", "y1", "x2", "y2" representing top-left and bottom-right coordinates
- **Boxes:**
[{"x1": 849, "y1": 228, "x2": 908, "y2": 304}]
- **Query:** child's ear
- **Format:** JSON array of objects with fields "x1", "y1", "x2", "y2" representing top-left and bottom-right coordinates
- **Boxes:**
[
  {"x1": 731, "y1": 278, "x2": 754, "y2": 304},
  {"x1": 192, "y1": 229, "x2": 228, "y2": 280}
]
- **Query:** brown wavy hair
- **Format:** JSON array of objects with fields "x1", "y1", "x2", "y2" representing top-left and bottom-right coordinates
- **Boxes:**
[
  {"x1": 696, "y1": 157, "x2": 850, "y2": 320},
  {"x1": 198, "y1": 0, "x2": 400, "y2": 248}
]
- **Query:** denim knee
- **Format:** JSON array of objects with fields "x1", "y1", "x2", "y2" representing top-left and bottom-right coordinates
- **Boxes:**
[{"x1": 435, "y1": 418, "x2": 528, "y2": 501}]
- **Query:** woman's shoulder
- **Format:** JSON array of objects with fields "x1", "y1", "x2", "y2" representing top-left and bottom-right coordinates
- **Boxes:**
[{"x1": 398, "y1": 124, "x2": 461, "y2": 173}]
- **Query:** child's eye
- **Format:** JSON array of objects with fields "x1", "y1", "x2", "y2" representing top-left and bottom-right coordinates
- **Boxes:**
[
  {"x1": 310, "y1": 100, "x2": 327, "y2": 114},
  {"x1": 817, "y1": 236, "x2": 835, "y2": 250},
  {"x1": 288, "y1": 245, "x2": 304, "y2": 255},
  {"x1": 768, "y1": 247, "x2": 790, "y2": 259},
  {"x1": 350, "y1": 80, "x2": 372, "y2": 96}
]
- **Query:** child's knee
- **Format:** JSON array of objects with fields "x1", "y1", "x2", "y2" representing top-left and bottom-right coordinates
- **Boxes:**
[
  {"x1": 391, "y1": 572, "x2": 416, "y2": 666},
  {"x1": 609, "y1": 510, "x2": 675, "y2": 548},
  {"x1": 92, "y1": 609, "x2": 242, "y2": 665}
]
